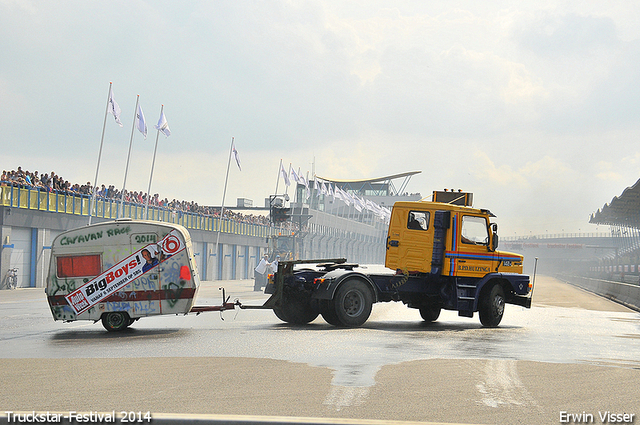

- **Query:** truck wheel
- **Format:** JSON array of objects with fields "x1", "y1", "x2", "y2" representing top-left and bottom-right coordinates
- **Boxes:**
[
  {"x1": 273, "y1": 297, "x2": 319, "y2": 325},
  {"x1": 273, "y1": 307, "x2": 291, "y2": 322},
  {"x1": 101, "y1": 312, "x2": 131, "y2": 332},
  {"x1": 479, "y1": 283, "x2": 505, "y2": 327},
  {"x1": 419, "y1": 304, "x2": 441, "y2": 322},
  {"x1": 333, "y1": 280, "x2": 373, "y2": 327},
  {"x1": 319, "y1": 299, "x2": 341, "y2": 326}
]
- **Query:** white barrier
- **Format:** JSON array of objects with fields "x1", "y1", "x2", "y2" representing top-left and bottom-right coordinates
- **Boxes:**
[{"x1": 560, "y1": 275, "x2": 640, "y2": 312}]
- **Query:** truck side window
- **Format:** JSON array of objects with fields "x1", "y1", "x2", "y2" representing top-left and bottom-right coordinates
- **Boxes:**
[
  {"x1": 461, "y1": 216, "x2": 489, "y2": 245},
  {"x1": 407, "y1": 211, "x2": 429, "y2": 231}
]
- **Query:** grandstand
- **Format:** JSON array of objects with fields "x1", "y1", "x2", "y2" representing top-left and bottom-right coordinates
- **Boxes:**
[{"x1": 589, "y1": 178, "x2": 640, "y2": 282}]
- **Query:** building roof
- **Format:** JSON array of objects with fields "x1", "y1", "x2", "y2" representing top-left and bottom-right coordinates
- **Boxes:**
[
  {"x1": 590, "y1": 178, "x2": 640, "y2": 226},
  {"x1": 314, "y1": 171, "x2": 421, "y2": 197},
  {"x1": 315, "y1": 171, "x2": 421, "y2": 184}
]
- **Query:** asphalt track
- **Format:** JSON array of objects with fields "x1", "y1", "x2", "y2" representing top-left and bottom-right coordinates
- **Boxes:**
[{"x1": 1, "y1": 275, "x2": 639, "y2": 425}]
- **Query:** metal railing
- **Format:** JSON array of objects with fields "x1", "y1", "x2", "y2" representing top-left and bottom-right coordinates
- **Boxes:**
[
  {"x1": 0, "y1": 184, "x2": 273, "y2": 238},
  {"x1": 502, "y1": 232, "x2": 612, "y2": 241}
]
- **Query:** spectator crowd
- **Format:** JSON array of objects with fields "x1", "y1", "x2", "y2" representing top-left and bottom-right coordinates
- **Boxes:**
[{"x1": 1, "y1": 166, "x2": 270, "y2": 226}]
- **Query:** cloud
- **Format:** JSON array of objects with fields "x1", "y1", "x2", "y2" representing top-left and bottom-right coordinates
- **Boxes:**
[
  {"x1": 595, "y1": 161, "x2": 623, "y2": 182},
  {"x1": 471, "y1": 150, "x2": 575, "y2": 189},
  {"x1": 513, "y1": 12, "x2": 619, "y2": 57}
]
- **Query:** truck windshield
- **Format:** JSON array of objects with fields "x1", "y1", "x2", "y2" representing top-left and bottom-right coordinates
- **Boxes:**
[{"x1": 461, "y1": 216, "x2": 489, "y2": 245}]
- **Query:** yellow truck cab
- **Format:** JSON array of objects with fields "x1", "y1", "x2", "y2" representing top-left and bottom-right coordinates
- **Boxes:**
[
  {"x1": 46, "y1": 219, "x2": 200, "y2": 331},
  {"x1": 386, "y1": 195, "x2": 524, "y2": 278}
]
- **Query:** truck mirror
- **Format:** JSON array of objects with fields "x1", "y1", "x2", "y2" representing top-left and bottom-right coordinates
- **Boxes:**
[{"x1": 490, "y1": 223, "x2": 499, "y2": 251}]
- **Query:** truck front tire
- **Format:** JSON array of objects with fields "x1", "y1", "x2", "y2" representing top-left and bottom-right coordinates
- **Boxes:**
[
  {"x1": 101, "y1": 312, "x2": 131, "y2": 332},
  {"x1": 332, "y1": 280, "x2": 373, "y2": 327},
  {"x1": 419, "y1": 304, "x2": 441, "y2": 322},
  {"x1": 479, "y1": 283, "x2": 505, "y2": 327}
]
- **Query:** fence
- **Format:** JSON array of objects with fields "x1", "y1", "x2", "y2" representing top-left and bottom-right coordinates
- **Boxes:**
[{"x1": 0, "y1": 184, "x2": 273, "y2": 238}]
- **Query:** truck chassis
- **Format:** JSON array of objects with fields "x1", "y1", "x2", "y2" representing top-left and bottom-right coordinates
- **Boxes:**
[{"x1": 258, "y1": 258, "x2": 532, "y2": 328}]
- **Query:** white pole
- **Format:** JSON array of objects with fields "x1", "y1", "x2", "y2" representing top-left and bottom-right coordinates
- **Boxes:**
[
  {"x1": 285, "y1": 163, "x2": 292, "y2": 197},
  {"x1": 120, "y1": 95, "x2": 139, "y2": 219},
  {"x1": 274, "y1": 158, "x2": 282, "y2": 196},
  {"x1": 145, "y1": 104, "x2": 163, "y2": 220},
  {"x1": 214, "y1": 137, "x2": 235, "y2": 273},
  {"x1": 89, "y1": 82, "x2": 113, "y2": 225}
]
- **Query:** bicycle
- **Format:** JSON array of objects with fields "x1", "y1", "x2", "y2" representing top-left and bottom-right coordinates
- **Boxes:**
[{"x1": 5, "y1": 268, "x2": 18, "y2": 290}]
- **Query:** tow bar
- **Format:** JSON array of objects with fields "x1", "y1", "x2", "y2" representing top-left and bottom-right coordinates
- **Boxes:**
[{"x1": 190, "y1": 288, "x2": 241, "y2": 315}]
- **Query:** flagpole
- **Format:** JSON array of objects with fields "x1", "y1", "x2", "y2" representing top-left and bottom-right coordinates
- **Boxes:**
[
  {"x1": 89, "y1": 82, "x2": 113, "y2": 225},
  {"x1": 272, "y1": 159, "x2": 282, "y2": 234},
  {"x1": 286, "y1": 163, "x2": 292, "y2": 197},
  {"x1": 120, "y1": 95, "x2": 139, "y2": 219},
  {"x1": 214, "y1": 137, "x2": 235, "y2": 266},
  {"x1": 145, "y1": 104, "x2": 163, "y2": 220},
  {"x1": 274, "y1": 159, "x2": 282, "y2": 196}
]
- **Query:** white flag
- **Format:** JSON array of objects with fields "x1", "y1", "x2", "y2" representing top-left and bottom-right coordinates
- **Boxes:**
[
  {"x1": 320, "y1": 181, "x2": 328, "y2": 196},
  {"x1": 299, "y1": 172, "x2": 310, "y2": 199},
  {"x1": 232, "y1": 139, "x2": 241, "y2": 171},
  {"x1": 290, "y1": 167, "x2": 300, "y2": 186},
  {"x1": 136, "y1": 102, "x2": 147, "y2": 139},
  {"x1": 340, "y1": 188, "x2": 352, "y2": 206},
  {"x1": 280, "y1": 161, "x2": 290, "y2": 186},
  {"x1": 108, "y1": 89, "x2": 123, "y2": 127},
  {"x1": 155, "y1": 109, "x2": 171, "y2": 137},
  {"x1": 342, "y1": 188, "x2": 353, "y2": 206}
]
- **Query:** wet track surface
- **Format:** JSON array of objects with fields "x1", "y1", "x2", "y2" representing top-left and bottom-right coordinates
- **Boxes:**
[{"x1": 1, "y1": 275, "x2": 639, "y2": 424}]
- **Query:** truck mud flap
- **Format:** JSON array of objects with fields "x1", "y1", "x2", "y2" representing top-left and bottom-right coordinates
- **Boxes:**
[{"x1": 509, "y1": 295, "x2": 532, "y2": 309}]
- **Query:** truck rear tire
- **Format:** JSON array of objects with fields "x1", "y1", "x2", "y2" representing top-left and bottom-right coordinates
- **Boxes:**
[
  {"x1": 101, "y1": 312, "x2": 131, "y2": 332},
  {"x1": 419, "y1": 304, "x2": 441, "y2": 322},
  {"x1": 319, "y1": 299, "x2": 341, "y2": 326},
  {"x1": 273, "y1": 297, "x2": 319, "y2": 325},
  {"x1": 332, "y1": 280, "x2": 373, "y2": 327},
  {"x1": 479, "y1": 283, "x2": 505, "y2": 327}
]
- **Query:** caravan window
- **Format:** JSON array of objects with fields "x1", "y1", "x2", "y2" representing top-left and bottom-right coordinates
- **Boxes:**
[{"x1": 57, "y1": 254, "x2": 101, "y2": 278}]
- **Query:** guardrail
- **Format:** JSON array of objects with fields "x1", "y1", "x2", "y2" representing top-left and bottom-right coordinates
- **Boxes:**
[
  {"x1": 0, "y1": 184, "x2": 273, "y2": 238},
  {"x1": 503, "y1": 233, "x2": 612, "y2": 241},
  {"x1": 558, "y1": 274, "x2": 640, "y2": 312}
]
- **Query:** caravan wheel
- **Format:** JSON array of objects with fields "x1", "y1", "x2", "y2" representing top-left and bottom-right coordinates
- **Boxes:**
[{"x1": 101, "y1": 312, "x2": 131, "y2": 332}]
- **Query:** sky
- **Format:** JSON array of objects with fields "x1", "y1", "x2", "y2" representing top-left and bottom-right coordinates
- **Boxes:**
[{"x1": 2, "y1": 0, "x2": 640, "y2": 237}]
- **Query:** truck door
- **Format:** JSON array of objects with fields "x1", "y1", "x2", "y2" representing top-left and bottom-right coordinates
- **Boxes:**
[
  {"x1": 385, "y1": 207, "x2": 433, "y2": 273},
  {"x1": 445, "y1": 214, "x2": 496, "y2": 277}
]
